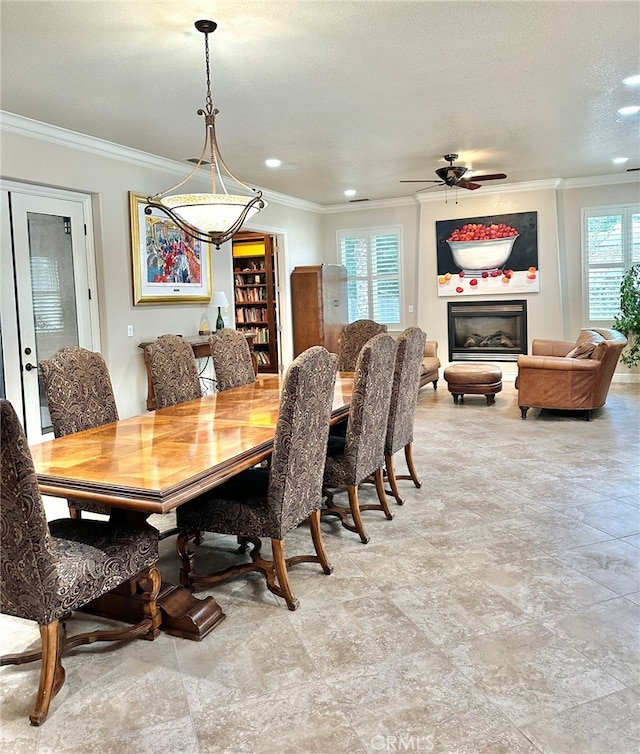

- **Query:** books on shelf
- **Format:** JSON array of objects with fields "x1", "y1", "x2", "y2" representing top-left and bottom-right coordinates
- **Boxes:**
[
  {"x1": 236, "y1": 307, "x2": 268, "y2": 324},
  {"x1": 235, "y1": 287, "x2": 267, "y2": 302}
]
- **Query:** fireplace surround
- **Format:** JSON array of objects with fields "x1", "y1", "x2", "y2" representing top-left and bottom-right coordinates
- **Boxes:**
[{"x1": 448, "y1": 300, "x2": 527, "y2": 362}]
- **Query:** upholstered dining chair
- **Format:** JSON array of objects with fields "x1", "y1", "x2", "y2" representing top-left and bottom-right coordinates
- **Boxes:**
[
  {"x1": 209, "y1": 327, "x2": 256, "y2": 391},
  {"x1": 384, "y1": 327, "x2": 427, "y2": 505},
  {"x1": 0, "y1": 399, "x2": 161, "y2": 726},
  {"x1": 337, "y1": 319, "x2": 388, "y2": 372},
  {"x1": 40, "y1": 346, "x2": 119, "y2": 519},
  {"x1": 176, "y1": 346, "x2": 338, "y2": 611},
  {"x1": 322, "y1": 333, "x2": 397, "y2": 544},
  {"x1": 144, "y1": 334, "x2": 202, "y2": 409}
]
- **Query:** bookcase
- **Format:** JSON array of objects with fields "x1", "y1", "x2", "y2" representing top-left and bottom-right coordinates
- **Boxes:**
[{"x1": 232, "y1": 232, "x2": 278, "y2": 373}]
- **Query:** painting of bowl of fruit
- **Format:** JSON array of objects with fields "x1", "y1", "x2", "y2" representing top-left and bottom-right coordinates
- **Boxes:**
[{"x1": 447, "y1": 223, "x2": 519, "y2": 271}]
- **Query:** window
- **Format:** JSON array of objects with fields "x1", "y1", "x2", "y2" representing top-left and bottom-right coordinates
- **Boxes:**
[
  {"x1": 338, "y1": 227, "x2": 401, "y2": 326},
  {"x1": 583, "y1": 205, "x2": 640, "y2": 323},
  {"x1": 30, "y1": 256, "x2": 64, "y2": 333}
]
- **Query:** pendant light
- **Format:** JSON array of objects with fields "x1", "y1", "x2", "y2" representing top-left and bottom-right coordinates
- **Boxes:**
[{"x1": 146, "y1": 20, "x2": 266, "y2": 249}]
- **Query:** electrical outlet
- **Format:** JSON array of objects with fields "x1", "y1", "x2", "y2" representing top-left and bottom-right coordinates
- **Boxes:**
[
  {"x1": 408, "y1": 305, "x2": 414, "y2": 313},
  {"x1": 127, "y1": 325, "x2": 134, "y2": 337}
]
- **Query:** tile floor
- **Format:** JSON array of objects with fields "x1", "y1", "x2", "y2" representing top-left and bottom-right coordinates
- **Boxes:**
[{"x1": 1, "y1": 380, "x2": 639, "y2": 753}]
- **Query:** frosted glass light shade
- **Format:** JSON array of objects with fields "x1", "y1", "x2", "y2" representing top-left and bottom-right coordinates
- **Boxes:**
[
  {"x1": 160, "y1": 193, "x2": 265, "y2": 233},
  {"x1": 210, "y1": 290, "x2": 229, "y2": 307}
]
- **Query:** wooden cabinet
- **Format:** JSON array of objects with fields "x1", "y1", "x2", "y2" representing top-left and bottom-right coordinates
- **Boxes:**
[
  {"x1": 290, "y1": 264, "x2": 348, "y2": 357},
  {"x1": 232, "y1": 232, "x2": 278, "y2": 373}
]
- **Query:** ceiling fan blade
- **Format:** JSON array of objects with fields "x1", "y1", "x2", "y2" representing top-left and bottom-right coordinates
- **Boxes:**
[
  {"x1": 399, "y1": 179, "x2": 442, "y2": 183},
  {"x1": 468, "y1": 173, "x2": 507, "y2": 182},
  {"x1": 459, "y1": 181, "x2": 482, "y2": 190},
  {"x1": 414, "y1": 183, "x2": 445, "y2": 193}
]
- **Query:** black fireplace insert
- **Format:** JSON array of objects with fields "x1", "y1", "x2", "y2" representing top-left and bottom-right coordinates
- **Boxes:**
[{"x1": 448, "y1": 300, "x2": 528, "y2": 362}]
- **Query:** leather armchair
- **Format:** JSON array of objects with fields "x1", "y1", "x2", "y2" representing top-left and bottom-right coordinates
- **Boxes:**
[
  {"x1": 419, "y1": 340, "x2": 440, "y2": 390},
  {"x1": 516, "y1": 328, "x2": 627, "y2": 419}
]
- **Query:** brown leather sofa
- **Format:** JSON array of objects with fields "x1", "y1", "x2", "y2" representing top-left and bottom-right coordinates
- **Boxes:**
[
  {"x1": 419, "y1": 341, "x2": 441, "y2": 390},
  {"x1": 516, "y1": 327, "x2": 627, "y2": 419}
]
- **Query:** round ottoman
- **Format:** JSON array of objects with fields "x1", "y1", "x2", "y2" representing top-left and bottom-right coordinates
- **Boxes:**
[{"x1": 444, "y1": 363, "x2": 503, "y2": 405}]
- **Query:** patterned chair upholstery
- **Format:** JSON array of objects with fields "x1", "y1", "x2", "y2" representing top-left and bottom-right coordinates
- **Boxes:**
[
  {"x1": 144, "y1": 334, "x2": 202, "y2": 409},
  {"x1": 337, "y1": 319, "x2": 388, "y2": 372},
  {"x1": 176, "y1": 346, "x2": 338, "y2": 610},
  {"x1": 0, "y1": 400, "x2": 161, "y2": 726},
  {"x1": 40, "y1": 347, "x2": 119, "y2": 518},
  {"x1": 385, "y1": 327, "x2": 427, "y2": 504},
  {"x1": 322, "y1": 333, "x2": 397, "y2": 544},
  {"x1": 209, "y1": 328, "x2": 256, "y2": 391}
]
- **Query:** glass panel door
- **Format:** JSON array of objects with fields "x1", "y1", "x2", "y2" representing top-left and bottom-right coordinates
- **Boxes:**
[{"x1": 5, "y1": 191, "x2": 94, "y2": 441}]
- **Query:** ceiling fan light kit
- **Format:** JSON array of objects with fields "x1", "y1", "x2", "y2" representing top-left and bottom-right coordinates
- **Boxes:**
[
  {"x1": 146, "y1": 20, "x2": 266, "y2": 249},
  {"x1": 400, "y1": 153, "x2": 507, "y2": 193}
]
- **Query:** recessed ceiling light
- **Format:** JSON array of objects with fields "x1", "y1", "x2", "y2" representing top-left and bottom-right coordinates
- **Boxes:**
[
  {"x1": 623, "y1": 74, "x2": 640, "y2": 87},
  {"x1": 344, "y1": 189, "x2": 357, "y2": 197},
  {"x1": 612, "y1": 157, "x2": 629, "y2": 165},
  {"x1": 265, "y1": 158, "x2": 282, "y2": 168},
  {"x1": 617, "y1": 105, "x2": 640, "y2": 116}
]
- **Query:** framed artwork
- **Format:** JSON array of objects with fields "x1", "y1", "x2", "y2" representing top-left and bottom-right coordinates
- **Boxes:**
[
  {"x1": 435, "y1": 211, "x2": 539, "y2": 297},
  {"x1": 129, "y1": 192, "x2": 212, "y2": 305}
]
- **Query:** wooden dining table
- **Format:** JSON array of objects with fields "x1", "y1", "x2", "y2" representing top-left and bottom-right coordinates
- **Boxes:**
[{"x1": 30, "y1": 373, "x2": 353, "y2": 640}]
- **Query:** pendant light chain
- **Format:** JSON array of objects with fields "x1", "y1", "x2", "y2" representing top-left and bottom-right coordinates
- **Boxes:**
[{"x1": 203, "y1": 30, "x2": 214, "y2": 116}]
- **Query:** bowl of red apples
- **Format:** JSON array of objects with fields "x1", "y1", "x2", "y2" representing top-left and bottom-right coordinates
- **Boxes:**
[{"x1": 447, "y1": 223, "x2": 519, "y2": 271}]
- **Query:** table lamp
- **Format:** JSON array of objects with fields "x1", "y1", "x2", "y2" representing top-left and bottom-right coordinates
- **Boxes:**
[{"x1": 211, "y1": 290, "x2": 229, "y2": 331}]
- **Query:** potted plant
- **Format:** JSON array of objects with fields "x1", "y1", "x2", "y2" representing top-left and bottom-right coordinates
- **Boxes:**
[{"x1": 614, "y1": 263, "x2": 640, "y2": 368}]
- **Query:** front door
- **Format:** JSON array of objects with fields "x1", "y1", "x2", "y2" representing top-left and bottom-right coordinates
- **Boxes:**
[{"x1": 0, "y1": 185, "x2": 99, "y2": 442}]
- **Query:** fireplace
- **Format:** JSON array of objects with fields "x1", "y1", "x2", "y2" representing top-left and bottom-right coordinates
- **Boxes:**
[{"x1": 448, "y1": 300, "x2": 527, "y2": 362}]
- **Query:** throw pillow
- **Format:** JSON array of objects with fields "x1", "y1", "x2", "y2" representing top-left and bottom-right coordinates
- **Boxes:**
[{"x1": 566, "y1": 330, "x2": 605, "y2": 359}]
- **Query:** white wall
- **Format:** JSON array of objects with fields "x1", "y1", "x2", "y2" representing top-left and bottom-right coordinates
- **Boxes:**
[
  {"x1": 0, "y1": 121, "x2": 322, "y2": 417},
  {"x1": 319, "y1": 178, "x2": 639, "y2": 379},
  {"x1": 320, "y1": 198, "x2": 420, "y2": 334}
]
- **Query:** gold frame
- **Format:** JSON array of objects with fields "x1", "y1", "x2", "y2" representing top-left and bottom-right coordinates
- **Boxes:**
[{"x1": 129, "y1": 192, "x2": 212, "y2": 305}]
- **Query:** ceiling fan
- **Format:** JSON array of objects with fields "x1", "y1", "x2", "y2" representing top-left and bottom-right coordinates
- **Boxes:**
[{"x1": 400, "y1": 154, "x2": 507, "y2": 191}]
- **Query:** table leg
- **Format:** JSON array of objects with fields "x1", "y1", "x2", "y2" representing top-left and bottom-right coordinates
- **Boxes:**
[{"x1": 82, "y1": 579, "x2": 225, "y2": 641}]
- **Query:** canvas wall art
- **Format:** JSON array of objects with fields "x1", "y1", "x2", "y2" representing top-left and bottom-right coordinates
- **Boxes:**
[{"x1": 435, "y1": 211, "x2": 539, "y2": 297}]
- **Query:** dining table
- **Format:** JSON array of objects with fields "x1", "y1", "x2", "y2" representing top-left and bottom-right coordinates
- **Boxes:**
[{"x1": 30, "y1": 372, "x2": 353, "y2": 641}]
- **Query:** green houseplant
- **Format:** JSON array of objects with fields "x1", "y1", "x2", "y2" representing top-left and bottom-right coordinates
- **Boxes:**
[{"x1": 614, "y1": 263, "x2": 640, "y2": 368}]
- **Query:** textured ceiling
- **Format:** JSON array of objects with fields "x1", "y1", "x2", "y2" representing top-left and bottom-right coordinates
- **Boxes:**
[{"x1": 1, "y1": 0, "x2": 639, "y2": 205}]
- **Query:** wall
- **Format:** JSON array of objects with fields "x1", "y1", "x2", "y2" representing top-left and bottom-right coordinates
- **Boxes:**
[
  {"x1": 556, "y1": 180, "x2": 640, "y2": 336},
  {"x1": 320, "y1": 178, "x2": 639, "y2": 380},
  {"x1": 0, "y1": 120, "x2": 323, "y2": 418},
  {"x1": 320, "y1": 198, "x2": 420, "y2": 334}
]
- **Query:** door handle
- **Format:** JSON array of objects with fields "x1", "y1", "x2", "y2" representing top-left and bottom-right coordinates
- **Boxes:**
[{"x1": 24, "y1": 362, "x2": 36, "y2": 372}]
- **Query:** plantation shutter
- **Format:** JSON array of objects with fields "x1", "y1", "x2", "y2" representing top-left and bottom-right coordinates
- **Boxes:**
[
  {"x1": 584, "y1": 206, "x2": 640, "y2": 323},
  {"x1": 339, "y1": 227, "x2": 401, "y2": 325}
]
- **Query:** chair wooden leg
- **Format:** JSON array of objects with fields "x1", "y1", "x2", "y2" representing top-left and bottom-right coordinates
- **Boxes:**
[
  {"x1": 308, "y1": 509, "x2": 334, "y2": 574},
  {"x1": 271, "y1": 539, "x2": 300, "y2": 611},
  {"x1": 385, "y1": 453, "x2": 404, "y2": 505},
  {"x1": 403, "y1": 443, "x2": 421, "y2": 488},
  {"x1": 347, "y1": 484, "x2": 370, "y2": 544},
  {"x1": 373, "y1": 467, "x2": 394, "y2": 520},
  {"x1": 30, "y1": 621, "x2": 65, "y2": 726},
  {"x1": 137, "y1": 565, "x2": 162, "y2": 640},
  {"x1": 176, "y1": 531, "x2": 196, "y2": 589}
]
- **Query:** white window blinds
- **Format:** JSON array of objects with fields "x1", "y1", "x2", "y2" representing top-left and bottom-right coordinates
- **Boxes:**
[
  {"x1": 338, "y1": 227, "x2": 401, "y2": 325},
  {"x1": 583, "y1": 206, "x2": 640, "y2": 323}
]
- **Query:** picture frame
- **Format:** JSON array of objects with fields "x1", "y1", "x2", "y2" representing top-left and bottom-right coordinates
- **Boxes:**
[
  {"x1": 129, "y1": 192, "x2": 212, "y2": 305},
  {"x1": 435, "y1": 211, "x2": 539, "y2": 297}
]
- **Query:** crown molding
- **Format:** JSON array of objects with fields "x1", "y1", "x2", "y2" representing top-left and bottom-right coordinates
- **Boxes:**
[
  {"x1": 415, "y1": 178, "x2": 562, "y2": 202},
  {"x1": 557, "y1": 172, "x2": 640, "y2": 189},
  {"x1": 322, "y1": 195, "x2": 418, "y2": 213},
  {"x1": 0, "y1": 111, "x2": 323, "y2": 214}
]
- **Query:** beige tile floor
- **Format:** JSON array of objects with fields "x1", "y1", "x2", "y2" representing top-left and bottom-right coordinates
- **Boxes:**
[{"x1": 1, "y1": 380, "x2": 639, "y2": 753}]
